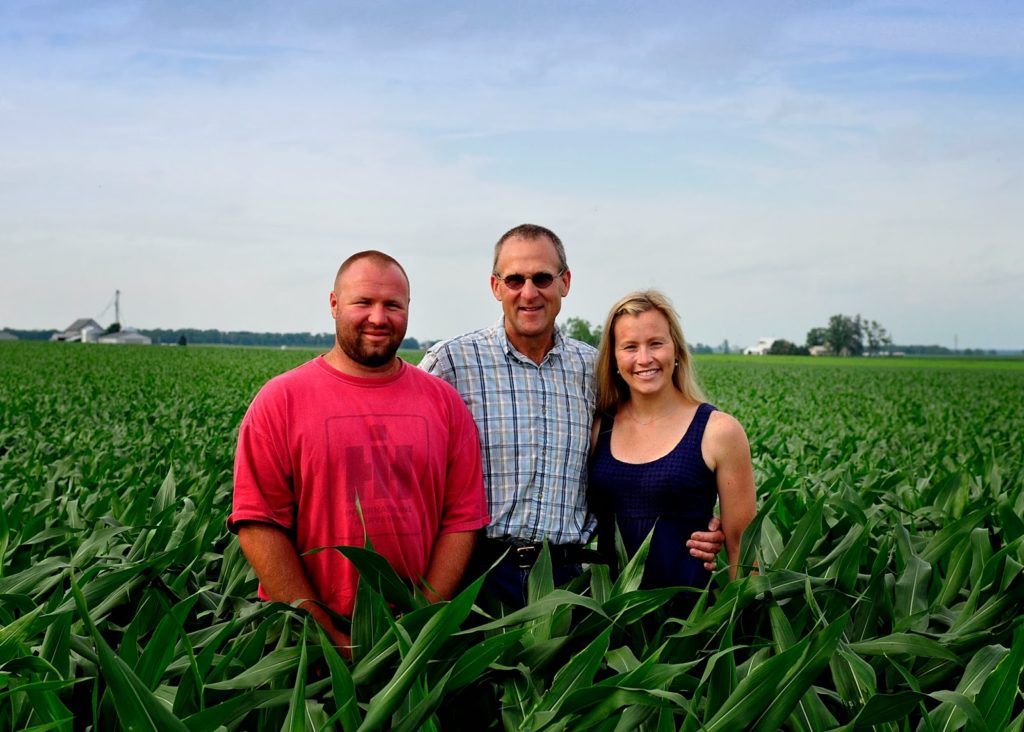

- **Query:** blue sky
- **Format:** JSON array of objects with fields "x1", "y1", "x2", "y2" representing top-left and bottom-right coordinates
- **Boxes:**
[{"x1": 2, "y1": 1, "x2": 1022, "y2": 349}]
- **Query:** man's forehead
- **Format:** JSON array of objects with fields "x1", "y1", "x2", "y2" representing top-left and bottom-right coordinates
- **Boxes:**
[
  {"x1": 497, "y1": 235, "x2": 559, "y2": 268},
  {"x1": 338, "y1": 261, "x2": 409, "y2": 296}
]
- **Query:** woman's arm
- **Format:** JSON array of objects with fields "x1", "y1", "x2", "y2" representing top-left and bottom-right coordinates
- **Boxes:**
[{"x1": 704, "y1": 412, "x2": 757, "y2": 581}]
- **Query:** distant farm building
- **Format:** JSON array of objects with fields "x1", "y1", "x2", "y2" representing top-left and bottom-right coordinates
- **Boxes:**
[
  {"x1": 50, "y1": 318, "x2": 151, "y2": 345},
  {"x1": 744, "y1": 337, "x2": 777, "y2": 355},
  {"x1": 809, "y1": 345, "x2": 830, "y2": 357},
  {"x1": 98, "y1": 328, "x2": 152, "y2": 345},
  {"x1": 0, "y1": 331, "x2": 17, "y2": 341},
  {"x1": 51, "y1": 319, "x2": 104, "y2": 343}
]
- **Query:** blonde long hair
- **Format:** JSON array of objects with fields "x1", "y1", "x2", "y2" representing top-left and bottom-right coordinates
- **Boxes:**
[{"x1": 595, "y1": 290, "x2": 705, "y2": 414}]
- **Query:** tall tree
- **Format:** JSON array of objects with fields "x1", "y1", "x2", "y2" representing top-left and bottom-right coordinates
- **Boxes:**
[
  {"x1": 806, "y1": 327, "x2": 828, "y2": 348},
  {"x1": 863, "y1": 319, "x2": 892, "y2": 356},
  {"x1": 825, "y1": 314, "x2": 863, "y2": 356},
  {"x1": 769, "y1": 339, "x2": 809, "y2": 356}
]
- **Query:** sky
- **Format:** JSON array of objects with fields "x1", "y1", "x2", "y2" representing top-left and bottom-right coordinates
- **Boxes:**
[{"x1": 2, "y1": 1, "x2": 1022, "y2": 350}]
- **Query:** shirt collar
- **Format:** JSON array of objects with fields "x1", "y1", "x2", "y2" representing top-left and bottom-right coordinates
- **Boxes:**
[{"x1": 496, "y1": 316, "x2": 564, "y2": 365}]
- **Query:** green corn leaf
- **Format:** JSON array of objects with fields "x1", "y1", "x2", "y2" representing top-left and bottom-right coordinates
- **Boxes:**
[
  {"x1": 357, "y1": 573, "x2": 484, "y2": 731},
  {"x1": 612, "y1": 527, "x2": 654, "y2": 596},
  {"x1": 948, "y1": 574, "x2": 1023, "y2": 638},
  {"x1": 282, "y1": 622, "x2": 310, "y2": 732},
  {"x1": 751, "y1": 613, "x2": 849, "y2": 731},
  {"x1": 701, "y1": 628, "x2": 738, "y2": 724},
  {"x1": 589, "y1": 562, "x2": 612, "y2": 606},
  {"x1": 50, "y1": 565, "x2": 147, "y2": 618},
  {"x1": 928, "y1": 690, "x2": 991, "y2": 732},
  {"x1": 533, "y1": 626, "x2": 613, "y2": 717},
  {"x1": 701, "y1": 640, "x2": 807, "y2": 731},
  {"x1": 152, "y1": 466, "x2": 177, "y2": 519},
  {"x1": 602, "y1": 588, "x2": 687, "y2": 627},
  {"x1": 1010, "y1": 708, "x2": 1024, "y2": 732},
  {"x1": 738, "y1": 495, "x2": 775, "y2": 572},
  {"x1": 448, "y1": 629, "x2": 526, "y2": 690},
  {"x1": 350, "y1": 576, "x2": 393, "y2": 664},
  {"x1": 314, "y1": 545, "x2": 415, "y2": 613},
  {"x1": 605, "y1": 646, "x2": 641, "y2": 675},
  {"x1": 501, "y1": 668, "x2": 536, "y2": 730},
  {"x1": 599, "y1": 648, "x2": 699, "y2": 691},
  {"x1": 773, "y1": 497, "x2": 824, "y2": 572},
  {"x1": 937, "y1": 537, "x2": 973, "y2": 607},
  {"x1": 467, "y1": 590, "x2": 605, "y2": 633},
  {"x1": 351, "y1": 602, "x2": 445, "y2": 685},
  {"x1": 564, "y1": 687, "x2": 688, "y2": 730},
  {"x1": 181, "y1": 688, "x2": 322, "y2": 730},
  {"x1": 527, "y1": 541, "x2": 555, "y2": 604},
  {"x1": 69, "y1": 573, "x2": 189, "y2": 732},
  {"x1": 0, "y1": 558, "x2": 68, "y2": 598},
  {"x1": 0, "y1": 604, "x2": 44, "y2": 665},
  {"x1": 0, "y1": 502, "x2": 9, "y2": 575},
  {"x1": 920, "y1": 508, "x2": 987, "y2": 563},
  {"x1": 894, "y1": 553, "x2": 932, "y2": 629},
  {"x1": 135, "y1": 594, "x2": 200, "y2": 689},
  {"x1": 316, "y1": 623, "x2": 361, "y2": 732},
  {"x1": 392, "y1": 630, "x2": 527, "y2": 732},
  {"x1": 808, "y1": 522, "x2": 864, "y2": 572},
  {"x1": 17, "y1": 690, "x2": 74, "y2": 731},
  {"x1": 759, "y1": 516, "x2": 785, "y2": 566},
  {"x1": 848, "y1": 633, "x2": 959, "y2": 661},
  {"x1": 929, "y1": 644, "x2": 1007, "y2": 730},
  {"x1": 849, "y1": 690, "x2": 930, "y2": 728},
  {"x1": 969, "y1": 527, "x2": 993, "y2": 589},
  {"x1": 768, "y1": 601, "x2": 797, "y2": 651},
  {"x1": 975, "y1": 625, "x2": 1024, "y2": 731},
  {"x1": 204, "y1": 647, "x2": 302, "y2": 690},
  {"x1": 829, "y1": 646, "x2": 876, "y2": 706}
]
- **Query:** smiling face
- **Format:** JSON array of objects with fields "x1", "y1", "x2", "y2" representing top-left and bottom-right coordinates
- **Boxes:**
[
  {"x1": 613, "y1": 309, "x2": 679, "y2": 399},
  {"x1": 328, "y1": 257, "x2": 409, "y2": 375},
  {"x1": 491, "y1": 234, "x2": 570, "y2": 359}
]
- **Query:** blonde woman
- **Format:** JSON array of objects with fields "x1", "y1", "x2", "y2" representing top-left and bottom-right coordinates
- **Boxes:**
[{"x1": 589, "y1": 291, "x2": 756, "y2": 599}]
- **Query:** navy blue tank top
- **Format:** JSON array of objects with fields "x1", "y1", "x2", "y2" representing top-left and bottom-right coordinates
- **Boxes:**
[{"x1": 589, "y1": 402, "x2": 717, "y2": 591}]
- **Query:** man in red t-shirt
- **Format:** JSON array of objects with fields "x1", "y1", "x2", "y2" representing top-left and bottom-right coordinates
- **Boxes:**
[{"x1": 229, "y1": 251, "x2": 489, "y2": 653}]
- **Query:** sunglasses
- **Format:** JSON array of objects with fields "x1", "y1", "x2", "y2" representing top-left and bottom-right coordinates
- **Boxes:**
[{"x1": 493, "y1": 270, "x2": 565, "y2": 291}]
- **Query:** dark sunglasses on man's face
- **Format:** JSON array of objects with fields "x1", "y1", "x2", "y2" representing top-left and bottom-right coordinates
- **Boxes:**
[{"x1": 494, "y1": 270, "x2": 565, "y2": 291}]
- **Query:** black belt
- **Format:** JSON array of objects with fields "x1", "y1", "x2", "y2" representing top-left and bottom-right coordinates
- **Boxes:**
[{"x1": 480, "y1": 537, "x2": 606, "y2": 569}]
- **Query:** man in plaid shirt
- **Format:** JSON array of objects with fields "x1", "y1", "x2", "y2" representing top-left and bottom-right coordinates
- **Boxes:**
[{"x1": 420, "y1": 224, "x2": 725, "y2": 607}]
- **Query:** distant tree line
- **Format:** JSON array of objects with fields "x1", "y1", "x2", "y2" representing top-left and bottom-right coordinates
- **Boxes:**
[
  {"x1": 5, "y1": 322, "x2": 1014, "y2": 356},
  {"x1": 139, "y1": 329, "x2": 335, "y2": 347},
  {"x1": 3, "y1": 329, "x2": 55, "y2": 341},
  {"x1": 764, "y1": 315, "x2": 886, "y2": 357}
]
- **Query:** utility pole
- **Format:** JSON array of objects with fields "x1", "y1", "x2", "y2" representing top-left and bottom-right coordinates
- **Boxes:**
[{"x1": 115, "y1": 289, "x2": 121, "y2": 325}]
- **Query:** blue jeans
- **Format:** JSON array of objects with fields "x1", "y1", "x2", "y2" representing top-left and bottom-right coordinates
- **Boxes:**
[{"x1": 473, "y1": 555, "x2": 583, "y2": 609}]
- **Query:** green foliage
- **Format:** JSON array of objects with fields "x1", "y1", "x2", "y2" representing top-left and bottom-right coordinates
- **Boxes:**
[
  {"x1": 768, "y1": 339, "x2": 809, "y2": 356},
  {"x1": 1, "y1": 341, "x2": 1023, "y2": 729},
  {"x1": 810, "y1": 313, "x2": 892, "y2": 356},
  {"x1": 562, "y1": 317, "x2": 602, "y2": 347}
]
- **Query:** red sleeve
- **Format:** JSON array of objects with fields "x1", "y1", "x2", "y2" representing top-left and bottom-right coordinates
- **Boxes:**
[
  {"x1": 438, "y1": 389, "x2": 490, "y2": 535},
  {"x1": 227, "y1": 388, "x2": 296, "y2": 533}
]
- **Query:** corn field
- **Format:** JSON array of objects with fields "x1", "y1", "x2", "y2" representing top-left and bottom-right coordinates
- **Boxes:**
[{"x1": 1, "y1": 342, "x2": 1022, "y2": 730}]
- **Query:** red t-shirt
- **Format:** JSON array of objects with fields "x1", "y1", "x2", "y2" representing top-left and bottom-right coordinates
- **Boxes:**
[{"x1": 229, "y1": 357, "x2": 488, "y2": 616}]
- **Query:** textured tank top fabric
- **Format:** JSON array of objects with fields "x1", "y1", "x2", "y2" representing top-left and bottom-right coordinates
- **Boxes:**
[{"x1": 589, "y1": 402, "x2": 718, "y2": 591}]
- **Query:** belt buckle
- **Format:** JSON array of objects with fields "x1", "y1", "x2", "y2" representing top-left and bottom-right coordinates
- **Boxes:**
[{"x1": 514, "y1": 544, "x2": 539, "y2": 569}]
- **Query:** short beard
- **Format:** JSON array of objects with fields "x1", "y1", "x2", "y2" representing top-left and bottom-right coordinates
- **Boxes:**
[{"x1": 337, "y1": 329, "x2": 402, "y2": 368}]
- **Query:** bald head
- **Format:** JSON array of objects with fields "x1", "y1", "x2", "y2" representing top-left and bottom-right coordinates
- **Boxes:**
[{"x1": 335, "y1": 250, "x2": 410, "y2": 295}]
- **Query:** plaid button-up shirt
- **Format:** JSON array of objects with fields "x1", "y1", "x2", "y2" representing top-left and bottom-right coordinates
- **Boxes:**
[{"x1": 420, "y1": 318, "x2": 598, "y2": 545}]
